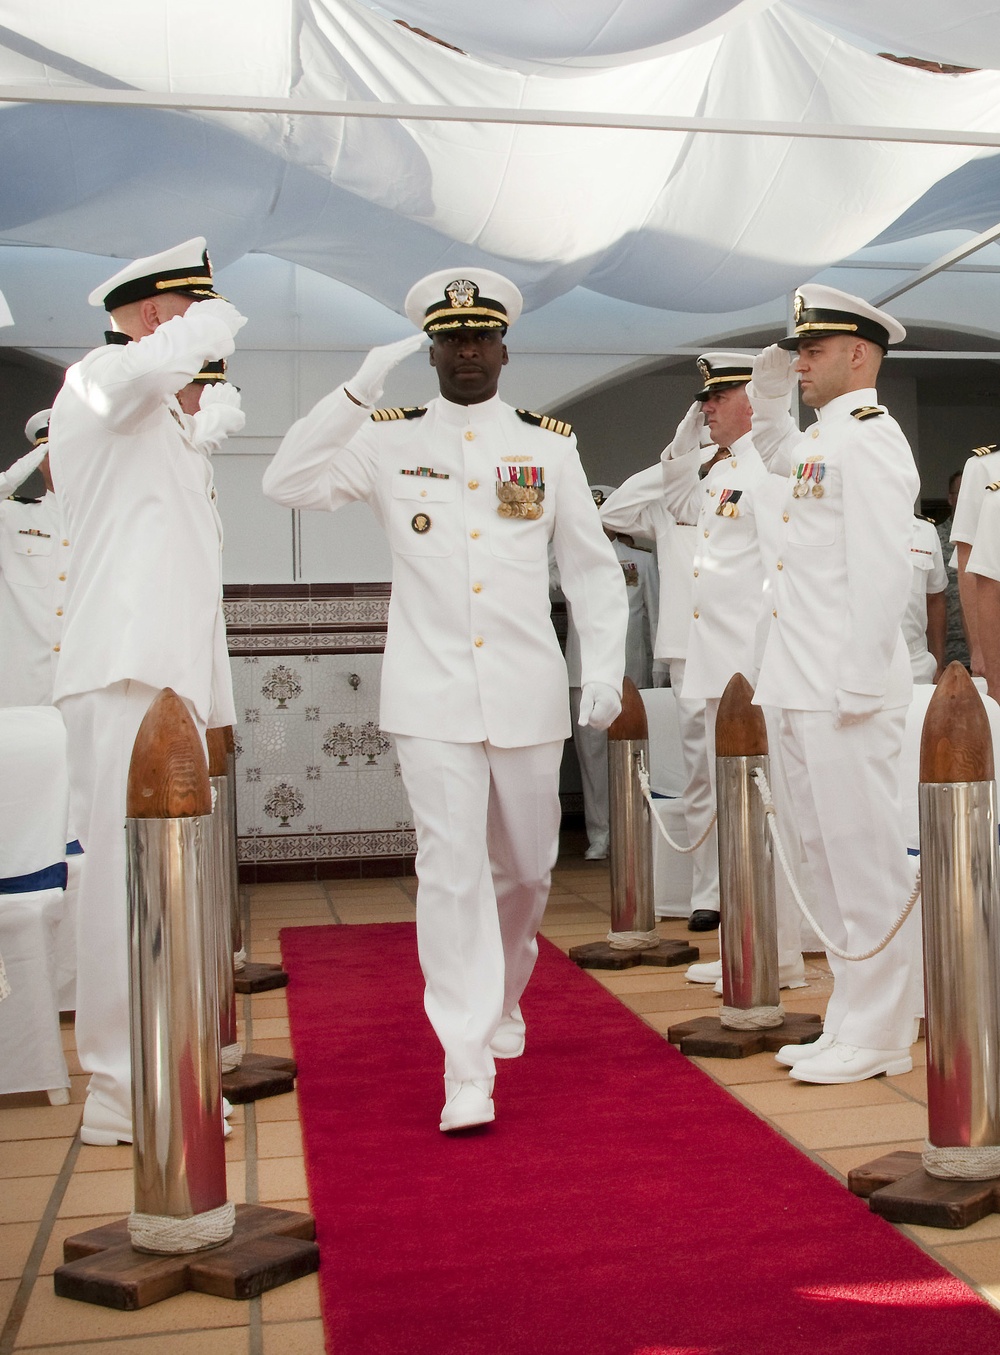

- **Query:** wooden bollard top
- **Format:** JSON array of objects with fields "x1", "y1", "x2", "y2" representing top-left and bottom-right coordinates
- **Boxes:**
[
  {"x1": 608, "y1": 677, "x2": 647, "y2": 742},
  {"x1": 206, "y1": 726, "x2": 229, "y2": 778},
  {"x1": 920, "y1": 662, "x2": 994, "y2": 784},
  {"x1": 715, "y1": 672, "x2": 768, "y2": 758},
  {"x1": 126, "y1": 688, "x2": 212, "y2": 818}
]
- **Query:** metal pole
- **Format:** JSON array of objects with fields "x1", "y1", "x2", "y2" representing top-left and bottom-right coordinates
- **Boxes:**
[
  {"x1": 608, "y1": 739, "x2": 654, "y2": 935},
  {"x1": 715, "y1": 674, "x2": 782, "y2": 1028},
  {"x1": 126, "y1": 689, "x2": 232, "y2": 1253},
  {"x1": 207, "y1": 727, "x2": 241, "y2": 1067},
  {"x1": 919, "y1": 664, "x2": 1000, "y2": 1171}
]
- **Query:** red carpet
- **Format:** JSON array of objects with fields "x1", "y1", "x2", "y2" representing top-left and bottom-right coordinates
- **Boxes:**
[{"x1": 281, "y1": 923, "x2": 1000, "y2": 1355}]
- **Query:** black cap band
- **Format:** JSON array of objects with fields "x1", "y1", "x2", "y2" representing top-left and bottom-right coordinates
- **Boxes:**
[
  {"x1": 102, "y1": 249, "x2": 221, "y2": 312},
  {"x1": 778, "y1": 307, "x2": 890, "y2": 352}
]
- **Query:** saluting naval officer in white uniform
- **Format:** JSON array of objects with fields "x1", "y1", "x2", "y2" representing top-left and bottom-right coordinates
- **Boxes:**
[
  {"x1": 748, "y1": 285, "x2": 922, "y2": 1085},
  {"x1": 0, "y1": 411, "x2": 70, "y2": 707},
  {"x1": 263, "y1": 270, "x2": 627, "y2": 1132},
  {"x1": 950, "y1": 440, "x2": 1000, "y2": 677},
  {"x1": 967, "y1": 483, "x2": 1000, "y2": 702},
  {"x1": 656, "y1": 354, "x2": 807, "y2": 990},
  {"x1": 600, "y1": 444, "x2": 718, "y2": 929},
  {"x1": 49, "y1": 237, "x2": 247, "y2": 1145}
]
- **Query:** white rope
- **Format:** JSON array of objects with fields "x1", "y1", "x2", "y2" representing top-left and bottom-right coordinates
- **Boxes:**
[
  {"x1": 636, "y1": 752, "x2": 717, "y2": 854},
  {"x1": 923, "y1": 1142, "x2": 1000, "y2": 1181},
  {"x1": 0, "y1": 950, "x2": 10, "y2": 1003},
  {"x1": 233, "y1": 946, "x2": 247, "y2": 972},
  {"x1": 720, "y1": 1003, "x2": 785, "y2": 1030},
  {"x1": 750, "y1": 767, "x2": 921, "y2": 962},
  {"x1": 606, "y1": 927, "x2": 660, "y2": 951},
  {"x1": 128, "y1": 1200, "x2": 236, "y2": 1254},
  {"x1": 220, "y1": 1041, "x2": 243, "y2": 1072}
]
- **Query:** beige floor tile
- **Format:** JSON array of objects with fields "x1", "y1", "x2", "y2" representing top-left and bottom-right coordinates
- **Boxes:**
[
  {"x1": 260, "y1": 1197, "x2": 311, "y2": 1215},
  {"x1": 260, "y1": 1270, "x2": 321, "y2": 1322},
  {"x1": 251, "y1": 1017, "x2": 291, "y2": 1040},
  {"x1": 323, "y1": 878, "x2": 405, "y2": 894},
  {"x1": 261, "y1": 1317, "x2": 326, "y2": 1354},
  {"x1": 642, "y1": 1007, "x2": 725, "y2": 1033},
  {"x1": 933, "y1": 1237, "x2": 1000, "y2": 1290},
  {"x1": 0, "y1": 1177, "x2": 57, "y2": 1225},
  {"x1": 886, "y1": 1065, "x2": 928, "y2": 1103},
  {"x1": 253, "y1": 1038, "x2": 295, "y2": 1060},
  {"x1": 249, "y1": 947, "x2": 284, "y2": 961},
  {"x1": 0, "y1": 1221, "x2": 37, "y2": 1280},
  {"x1": 732, "y1": 1075, "x2": 905, "y2": 1117},
  {"x1": 770, "y1": 1099, "x2": 929, "y2": 1150},
  {"x1": 257, "y1": 1120, "x2": 304, "y2": 1160},
  {"x1": 816, "y1": 1140, "x2": 925, "y2": 1179},
  {"x1": 691, "y1": 1052, "x2": 800, "y2": 1085},
  {"x1": 253, "y1": 1092, "x2": 301, "y2": 1123},
  {"x1": 15, "y1": 1285, "x2": 249, "y2": 1346},
  {"x1": 622, "y1": 988, "x2": 725, "y2": 1014},
  {"x1": 67, "y1": 1075, "x2": 89, "y2": 1105},
  {"x1": 14, "y1": 1332, "x2": 251, "y2": 1355},
  {"x1": 74, "y1": 1143, "x2": 133, "y2": 1174},
  {"x1": 250, "y1": 883, "x2": 327, "y2": 899},
  {"x1": 224, "y1": 1124, "x2": 247, "y2": 1162},
  {"x1": 245, "y1": 996, "x2": 289, "y2": 1020},
  {"x1": 592, "y1": 970, "x2": 690, "y2": 993},
  {"x1": 227, "y1": 1159, "x2": 248, "y2": 1204},
  {"x1": 0, "y1": 1278, "x2": 20, "y2": 1328},
  {"x1": 0, "y1": 1105, "x2": 81, "y2": 1143},
  {"x1": 258, "y1": 1157, "x2": 308, "y2": 1202},
  {"x1": 59, "y1": 1168, "x2": 133, "y2": 1219},
  {"x1": 0, "y1": 1138, "x2": 70, "y2": 1179}
]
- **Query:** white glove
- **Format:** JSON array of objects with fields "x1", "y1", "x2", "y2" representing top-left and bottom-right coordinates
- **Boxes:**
[
  {"x1": 192, "y1": 297, "x2": 248, "y2": 338},
  {"x1": 751, "y1": 344, "x2": 796, "y2": 400},
  {"x1": 345, "y1": 333, "x2": 428, "y2": 408},
  {"x1": 578, "y1": 682, "x2": 622, "y2": 732},
  {"x1": 0, "y1": 441, "x2": 48, "y2": 498},
  {"x1": 833, "y1": 688, "x2": 883, "y2": 728},
  {"x1": 193, "y1": 382, "x2": 246, "y2": 451},
  {"x1": 662, "y1": 402, "x2": 705, "y2": 461}
]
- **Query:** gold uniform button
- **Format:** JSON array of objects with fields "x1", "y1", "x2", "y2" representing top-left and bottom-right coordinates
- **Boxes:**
[
  {"x1": 693, "y1": 610, "x2": 699, "y2": 619},
  {"x1": 55, "y1": 607, "x2": 63, "y2": 616},
  {"x1": 468, "y1": 479, "x2": 479, "y2": 490},
  {"x1": 730, "y1": 459, "x2": 737, "y2": 469},
  {"x1": 782, "y1": 513, "x2": 789, "y2": 523},
  {"x1": 464, "y1": 430, "x2": 475, "y2": 442},
  {"x1": 811, "y1": 429, "x2": 819, "y2": 440},
  {"x1": 474, "y1": 636, "x2": 484, "y2": 647},
  {"x1": 62, "y1": 539, "x2": 69, "y2": 546},
  {"x1": 53, "y1": 644, "x2": 60, "y2": 652},
  {"x1": 472, "y1": 583, "x2": 482, "y2": 594},
  {"x1": 58, "y1": 572, "x2": 67, "y2": 581},
  {"x1": 693, "y1": 569, "x2": 699, "y2": 578},
  {"x1": 772, "y1": 609, "x2": 778, "y2": 618},
  {"x1": 710, "y1": 490, "x2": 717, "y2": 497},
  {"x1": 776, "y1": 561, "x2": 783, "y2": 571},
  {"x1": 703, "y1": 529, "x2": 709, "y2": 538},
  {"x1": 470, "y1": 529, "x2": 480, "y2": 540},
  {"x1": 420, "y1": 489, "x2": 428, "y2": 497}
]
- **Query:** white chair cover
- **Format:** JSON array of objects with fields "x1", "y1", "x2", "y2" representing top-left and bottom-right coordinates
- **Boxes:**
[{"x1": 0, "y1": 706, "x2": 71, "y2": 1096}]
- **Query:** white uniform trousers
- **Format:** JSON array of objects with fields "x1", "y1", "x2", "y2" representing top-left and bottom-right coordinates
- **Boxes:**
[
  {"x1": 668, "y1": 659, "x2": 719, "y2": 914},
  {"x1": 703, "y1": 698, "x2": 803, "y2": 970},
  {"x1": 569, "y1": 687, "x2": 609, "y2": 849},
  {"x1": 59, "y1": 680, "x2": 206, "y2": 1121},
  {"x1": 776, "y1": 706, "x2": 922, "y2": 1051},
  {"x1": 394, "y1": 735, "x2": 563, "y2": 1084}
]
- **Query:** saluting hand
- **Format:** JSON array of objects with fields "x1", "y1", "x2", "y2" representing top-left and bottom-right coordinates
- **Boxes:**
[
  {"x1": 751, "y1": 344, "x2": 796, "y2": 400},
  {"x1": 346, "y1": 332, "x2": 429, "y2": 408},
  {"x1": 662, "y1": 402, "x2": 705, "y2": 461}
]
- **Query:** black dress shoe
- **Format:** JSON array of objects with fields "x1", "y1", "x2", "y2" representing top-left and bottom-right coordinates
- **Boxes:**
[{"x1": 687, "y1": 909, "x2": 720, "y2": 932}]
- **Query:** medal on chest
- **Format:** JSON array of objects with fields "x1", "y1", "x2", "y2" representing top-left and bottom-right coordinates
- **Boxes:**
[
  {"x1": 716, "y1": 487, "x2": 743, "y2": 518},
  {"x1": 496, "y1": 464, "x2": 545, "y2": 519},
  {"x1": 792, "y1": 460, "x2": 826, "y2": 499}
]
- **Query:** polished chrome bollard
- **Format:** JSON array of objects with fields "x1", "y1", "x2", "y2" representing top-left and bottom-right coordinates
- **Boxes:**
[
  {"x1": 126, "y1": 689, "x2": 232, "y2": 1253},
  {"x1": 608, "y1": 678, "x2": 655, "y2": 945},
  {"x1": 207, "y1": 727, "x2": 241, "y2": 1071},
  {"x1": 716, "y1": 674, "x2": 781, "y2": 1029},
  {"x1": 919, "y1": 663, "x2": 1000, "y2": 1179}
]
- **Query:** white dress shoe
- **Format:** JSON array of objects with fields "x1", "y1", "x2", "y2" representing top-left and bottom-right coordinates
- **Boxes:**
[
  {"x1": 440, "y1": 1079, "x2": 495, "y2": 1132},
  {"x1": 774, "y1": 1031, "x2": 835, "y2": 1067},
  {"x1": 222, "y1": 1097, "x2": 233, "y2": 1119},
  {"x1": 584, "y1": 836, "x2": 609, "y2": 861},
  {"x1": 788, "y1": 1041, "x2": 913, "y2": 1084},
  {"x1": 686, "y1": 960, "x2": 722, "y2": 984},
  {"x1": 489, "y1": 1005, "x2": 526, "y2": 1059},
  {"x1": 712, "y1": 959, "x2": 809, "y2": 994},
  {"x1": 80, "y1": 1097, "x2": 133, "y2": 1146}
]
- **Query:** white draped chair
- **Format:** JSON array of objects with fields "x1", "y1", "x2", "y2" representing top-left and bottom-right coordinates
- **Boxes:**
[
  {"x1": 0, "y1": 706, "x2": 72, "y2": 1101},
  {"x1": 638, "y1": 688, "x2": 694, "y2": 918}
]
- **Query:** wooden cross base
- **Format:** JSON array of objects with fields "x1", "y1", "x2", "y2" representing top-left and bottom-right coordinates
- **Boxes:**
[
  {"x1": 221, "y1": 1052, "x2": 297, "y2": 1104},
  {"x1": 666, "y1": 1011, "x2": 823, "y2": 1058},
  {"x1": 848, "y1": 1149, "x2": 1000, "y2": 1229},
  {"x1": 568, "y1": 939, "x2": 699, "y2": 971},
  {"x1": 234, "y1": 962, "x2": 288, "y2": 994},
  {"x1": 54, "y1": 1204, "x2": 318, "y2": 1310}
]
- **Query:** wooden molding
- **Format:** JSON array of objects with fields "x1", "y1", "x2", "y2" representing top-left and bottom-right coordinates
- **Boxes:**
[
  {"x1": 126, "y1": 689, "x2": 212, "y2": 819},
  {"x1": 920, "y1": 662, "x2": 994, "y2": 784}
]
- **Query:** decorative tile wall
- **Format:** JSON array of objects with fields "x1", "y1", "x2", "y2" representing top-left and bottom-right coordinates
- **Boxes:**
[{"x1": 224, "y1": 585, "x2": 416, "y2": 880}]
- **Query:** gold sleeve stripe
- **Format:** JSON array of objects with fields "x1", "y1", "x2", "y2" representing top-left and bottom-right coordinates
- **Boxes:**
[{"x1": 370, "y1": 406, "x2": 428, "y2": 422}]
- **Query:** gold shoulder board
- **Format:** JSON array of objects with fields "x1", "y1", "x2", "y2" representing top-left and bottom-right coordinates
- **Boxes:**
[
  {"x1": 851, "y1": 406, "x2": 883, "y2": 421},
  {"x1": 987, "y1": 481, "x2": 1000, "y2": 492},
  {"x1": 370, "y1": 406, "x2": 427, "y2": 422},
  {"x1": 973, "y1": 443, "x2": 998, "y2": 456},
  {"x1": 516, "y1": 408, "x2": 572, "y2": 437}
]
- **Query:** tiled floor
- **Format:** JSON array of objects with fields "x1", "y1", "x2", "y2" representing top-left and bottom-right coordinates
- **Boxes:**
[{"x1": 1, "y1": 850, "x2": 998, "y2": 1352}]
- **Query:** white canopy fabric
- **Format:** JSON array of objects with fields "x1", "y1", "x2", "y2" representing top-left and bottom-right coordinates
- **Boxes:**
[{"x1": 2, "y1": 1, "x2": 1000, "y2": 320}]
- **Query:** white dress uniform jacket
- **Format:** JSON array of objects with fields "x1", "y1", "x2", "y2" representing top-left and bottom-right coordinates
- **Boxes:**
[
  {"x1": 48, "y1": 308, "x2": 237, "y2": 727},
  {"x1": 967, "y1": 487, "x2": 1000, "y2": 582},
  {"x1": 904, "y1": 517, "x2": 947, "y2": 682},
  {"x1": 659, "y1": 430, "x2": 772, "y2": 701},
  {"x1": 600, "y1": 466, "x2": 697, "y2": 663},
  {"x1": 950, "y1": 446, "x2": 1000, "y2": 549},
  {"x1": 0, "y1": 491, "x2": 68, "y2": 706},
  {"x1": 262, "y1": 389, "x2": 627, "y2": 746},
  {"x1": 563, "y1": 537, "x2": 658, "y2": 690},
  {"x1": 751, "y1": 388, "x2": 918, "y2": 712}
]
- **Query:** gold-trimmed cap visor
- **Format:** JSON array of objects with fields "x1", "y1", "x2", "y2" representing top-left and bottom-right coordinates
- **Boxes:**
[
  {"x1": 192, "y1": 359, "x2": 227, "y2": 383},
  {"x1": 694, "y1": 366, "x2": 753, "y2": 401},
  {"x1": 778, "y1": 306, "x2": 891, "y2": 352}
]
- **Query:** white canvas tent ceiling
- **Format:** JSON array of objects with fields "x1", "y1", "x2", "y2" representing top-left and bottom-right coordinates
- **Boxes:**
[{"x1": 3, "y1": 0, "x2": 1000, "y2": 358}]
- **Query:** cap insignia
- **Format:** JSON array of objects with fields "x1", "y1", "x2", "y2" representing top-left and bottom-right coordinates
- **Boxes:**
[
  {"x1": 446, "y1": 279, "x2": 477, "y2": 309},
  {"x1": 793, "y1": 292, "x2": 804, "y2": 324},
  {"x1": 697, "y1": 358, "x2": 711, "y2": 384}
]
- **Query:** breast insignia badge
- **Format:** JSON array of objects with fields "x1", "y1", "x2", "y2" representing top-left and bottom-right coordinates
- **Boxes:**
[{"x1": 411, "y1": 513, "x2": 431, "y2": 534}]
